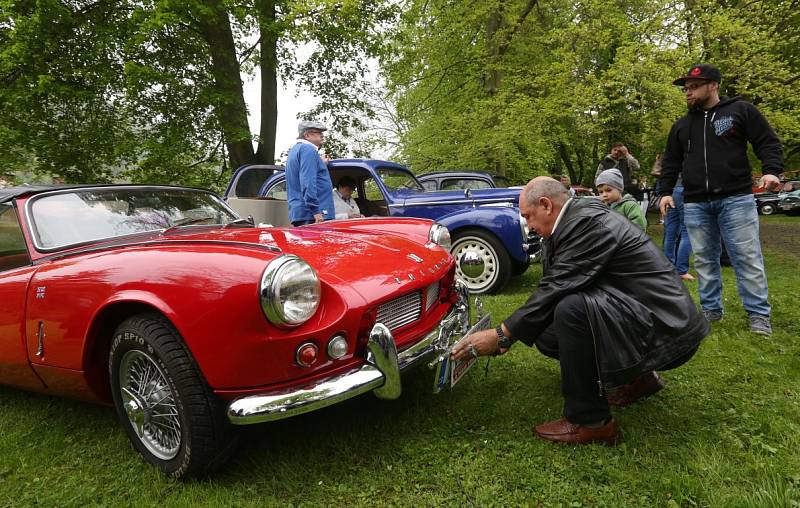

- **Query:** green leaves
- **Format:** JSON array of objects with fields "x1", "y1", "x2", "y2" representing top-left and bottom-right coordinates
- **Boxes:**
[
  {"x1": 384, "y1": 0, "x2": 800, "y2": 185},
  {"x1": 0, "y1": 0, "x2": 399, "y2": 187}
]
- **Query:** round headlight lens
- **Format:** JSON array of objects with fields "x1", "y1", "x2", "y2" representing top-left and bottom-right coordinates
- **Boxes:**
[
  {"x1": 428, "y1": 223, "x2": 452, "y2": 251},
  {"x1": 261, "y1": 255, "x2": 321, "y2": 327},
  {"x1": 327, "y1": 335, "x2": 348, "y2": 359}
]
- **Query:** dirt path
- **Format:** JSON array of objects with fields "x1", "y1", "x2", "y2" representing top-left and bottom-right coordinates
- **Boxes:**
[
  {"x1": 649, "y1": 216, "x2": 799, "y2": 258},
  {"x1": 760, "y1": 220, "x2": 800, "y2": 258}
]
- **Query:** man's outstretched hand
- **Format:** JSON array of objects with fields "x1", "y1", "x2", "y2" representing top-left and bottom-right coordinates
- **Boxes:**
[{"x1": 450, "y1": 329, "x2": 507, "y2": 360}]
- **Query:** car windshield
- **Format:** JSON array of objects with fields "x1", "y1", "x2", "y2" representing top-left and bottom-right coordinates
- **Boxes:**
[
  {"x1": 29, "y1": 187, "x2": 238, "y2": 250},
  {"x1": 376, "y1": 167, "x2": 424, "y2": 192}
]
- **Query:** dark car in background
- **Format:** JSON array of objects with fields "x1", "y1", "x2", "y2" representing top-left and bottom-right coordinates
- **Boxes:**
[
  {"x1": 779, "y1": 189, "x2": 800, "y2": 214},
  {"x1": 755, "y1": 192, "x2": 781, "y2": 215},
  {"x1": 417, "y1": 171, "x2": 511, "y2": 192},
  {"x1": 754, "y1": 180, "x2": 800, "y2": 215}
]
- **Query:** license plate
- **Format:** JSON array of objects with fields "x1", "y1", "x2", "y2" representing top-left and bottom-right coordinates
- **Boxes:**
[{"x1": 432, "y1": 313, "x2": 491, "y2": 393}]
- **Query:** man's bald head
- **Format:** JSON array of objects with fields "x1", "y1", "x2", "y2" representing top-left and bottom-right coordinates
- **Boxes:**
[
  {"x1": 519, "y1": 176, "x2": 571, "y2": 238},
  {"x1": 522, "y1": 176, "x2": 570, "y2": 208}
]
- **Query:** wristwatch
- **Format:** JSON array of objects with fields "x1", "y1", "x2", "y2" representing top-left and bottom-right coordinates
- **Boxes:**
[{"x1": 495, "y1": 324, "x2": 512, "y2": 349}]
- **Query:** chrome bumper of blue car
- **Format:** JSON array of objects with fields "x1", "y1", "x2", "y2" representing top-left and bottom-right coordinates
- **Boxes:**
[{"x1": 226, "y1": 280, "x2": 470, "y2": 425}]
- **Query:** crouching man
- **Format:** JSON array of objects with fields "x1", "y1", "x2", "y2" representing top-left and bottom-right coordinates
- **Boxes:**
[{"x1": 452, "y1": 177, "x2": 709, "y2": 445}]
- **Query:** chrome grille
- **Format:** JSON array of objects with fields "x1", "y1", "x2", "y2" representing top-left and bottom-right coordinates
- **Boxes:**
[
  {"x1": 425, "y1": 282, "x2": 439, "y2": 312},
  {"x1": 377, "y1": 290, "x2": 422, "y2": 331}
]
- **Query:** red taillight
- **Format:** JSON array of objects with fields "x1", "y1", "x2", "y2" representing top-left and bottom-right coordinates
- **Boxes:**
[{"x1": 296, "y1": 342, "x2": 319, "y2": 368}]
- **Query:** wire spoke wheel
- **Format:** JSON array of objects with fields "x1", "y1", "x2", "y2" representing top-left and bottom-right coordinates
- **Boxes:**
[
  {"x1": 119, "y1": 350, "x2": 181, "y2": 460},
  {"x1": 109, "y1": 313, "x2": 237, "y2": 478}
]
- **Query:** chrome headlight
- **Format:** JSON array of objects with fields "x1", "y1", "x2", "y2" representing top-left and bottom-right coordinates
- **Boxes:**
[
  {"x1": 519, "y1": 212, "x2": 529, "y2": 241},
  {"x1": 428, "y1": 223, "x2": 452, "y2": 251},
  {"x1": 260, "y1": 255, "x2": 321, "y2": 327}
]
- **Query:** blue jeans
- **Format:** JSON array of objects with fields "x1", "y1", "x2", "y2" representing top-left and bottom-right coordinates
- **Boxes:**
[
  {"x1": 683, "y1": 194, "x2": 770, "y2": 317},
  {"x1": 663, "y1": 186, "x2": 692, "y2": 274}
]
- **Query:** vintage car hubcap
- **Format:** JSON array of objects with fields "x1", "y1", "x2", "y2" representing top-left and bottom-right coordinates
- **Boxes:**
[
  {"x1": 459, "y1": 250, "x2": 485, "y2": 278},
  {"x1": 119, "y1": 350, "x2": 181, "y2": 460},
  {"x1": 453, "y1": 240, "x2": 497, "y2": 291}
]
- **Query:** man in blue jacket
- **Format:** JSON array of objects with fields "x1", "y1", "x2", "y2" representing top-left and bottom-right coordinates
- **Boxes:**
[
  {"x1": 658, "y1": 64, "x2": 783, "y2": 336},
  {"x1": 286, "y1": 120, "x2": 335, "y2": 226}
]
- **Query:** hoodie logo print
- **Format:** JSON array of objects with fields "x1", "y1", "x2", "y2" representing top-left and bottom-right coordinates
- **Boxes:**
[{"x1": 713, "y1": 116, "x2": 735, "y2": 136}]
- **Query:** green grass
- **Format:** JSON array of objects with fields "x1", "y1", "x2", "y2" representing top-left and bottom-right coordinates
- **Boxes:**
[{"x1": 1, "y1": 217, "x2": 799, "y2": 507}]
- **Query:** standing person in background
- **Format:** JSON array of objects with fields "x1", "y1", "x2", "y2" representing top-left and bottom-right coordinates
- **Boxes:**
[
  {"x1": 651, "y1": 154, "x2": 665, "y2": 223},
  {"x1": 596, "y1": 142, "x2": 641, "y2": 198},
  {"x1": 658, "y1": 64, "x2": 784, "y2": 335},
  {"x1": 285, "y1": 120, "x2": 335, "y2": 226},
  {"x1": 558, "y1": 175, "x2": 576, "y2": 197},
  {"x1": 662, "y1": 175, "x2": 694, "y2": 281},
  {"x1": 595, "y1": 168, "x2": 647, "y2": 230}
]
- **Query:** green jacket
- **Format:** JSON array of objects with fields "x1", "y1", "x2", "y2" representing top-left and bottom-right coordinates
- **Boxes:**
[{"x1": 610, "y1": 194, "x2": 647, "y2": 230}]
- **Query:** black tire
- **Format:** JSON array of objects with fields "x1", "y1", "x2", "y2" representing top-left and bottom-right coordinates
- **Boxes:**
[
  {"x1": 510, "y1": 258, "x2": 530, "y2": 276},
  {"x1": 451, "y1": 229, "x2": 512, "y2": 294},
  {"x1": 759, "y1": 202, "x2": 776, "y2": 216},
  {"x1": 109, "y1": 313, "x2": 236, "y2": 479}
]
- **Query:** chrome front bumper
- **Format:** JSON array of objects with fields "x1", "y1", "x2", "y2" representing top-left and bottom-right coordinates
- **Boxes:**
[{"x1": 227, "y1": 280, "x2": 471, "y2": 425}]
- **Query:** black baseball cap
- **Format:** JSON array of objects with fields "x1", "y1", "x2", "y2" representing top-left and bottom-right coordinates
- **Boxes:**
[{"x1": 672, "y1": 64, "x2": 722, "y2": 86}]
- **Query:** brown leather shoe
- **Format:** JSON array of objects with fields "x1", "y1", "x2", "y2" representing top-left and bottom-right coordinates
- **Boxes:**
[
  {"x1": 606, "y1": 371, "x2": 665, "y2": 407},
  {"x1": 534, "y1": 417, "x2": 619, "y2": 445}
]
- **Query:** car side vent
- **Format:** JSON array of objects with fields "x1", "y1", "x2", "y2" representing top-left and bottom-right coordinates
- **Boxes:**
[
  {"x1": 425, "y1": 282, "x2": 439, "y2": 312},
  {"x1": 377, "y1": 291, "x2": 422, "y2": 331}
]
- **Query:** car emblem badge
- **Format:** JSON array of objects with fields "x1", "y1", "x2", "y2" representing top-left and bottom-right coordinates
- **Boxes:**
[{"x1": 407, "y1": 253, "x2": 423, "y2": 263}]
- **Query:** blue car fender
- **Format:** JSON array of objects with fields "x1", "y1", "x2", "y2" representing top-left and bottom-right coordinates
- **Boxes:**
[{"x1": 433, "y1": 206, "x2": 528, "y2": 264}]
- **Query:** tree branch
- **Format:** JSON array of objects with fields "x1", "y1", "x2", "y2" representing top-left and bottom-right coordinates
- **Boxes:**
[{"x1": 498, "y1": 0, "x2": 539, "y2": 56}]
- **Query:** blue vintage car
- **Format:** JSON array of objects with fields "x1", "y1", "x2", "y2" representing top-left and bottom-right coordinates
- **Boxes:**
[
  {"x1": 417, "y1": 170, "x2": 512, "y2": 191},
  {"x1": 224, "y1": 159, "x2": 535, "y2": 294}
]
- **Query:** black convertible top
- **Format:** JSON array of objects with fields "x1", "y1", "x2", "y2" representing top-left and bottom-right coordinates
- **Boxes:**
[
  {"x1": 0, "y1": 184, "x2": 208, "y2": 205},
  {"x1": 0, "y1": 185, "x2": 68, "y2": 204}
]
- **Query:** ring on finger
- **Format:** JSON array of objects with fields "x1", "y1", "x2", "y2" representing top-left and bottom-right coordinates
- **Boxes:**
[{"x1": 468, "y1": 344, "x2": 478, "y2": 359}]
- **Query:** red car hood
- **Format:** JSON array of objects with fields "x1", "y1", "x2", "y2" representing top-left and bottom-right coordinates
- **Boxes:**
[{"x1": 168, "y1": 223, "x2": 452, "y2": 296}]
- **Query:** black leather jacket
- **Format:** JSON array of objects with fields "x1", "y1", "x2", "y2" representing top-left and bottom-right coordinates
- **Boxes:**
[{"x1": 504, "y1": 198, "x2": 708, "y2": 390}]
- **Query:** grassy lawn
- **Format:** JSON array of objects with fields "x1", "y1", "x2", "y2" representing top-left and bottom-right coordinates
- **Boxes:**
[{"x1": 1, "y1": 215, "x2": 798, "y2": 507}]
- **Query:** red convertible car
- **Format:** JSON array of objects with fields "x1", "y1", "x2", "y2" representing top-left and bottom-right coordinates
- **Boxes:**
[{"x1": 0, "y1": 184, "x2": 470, "y2": 478}]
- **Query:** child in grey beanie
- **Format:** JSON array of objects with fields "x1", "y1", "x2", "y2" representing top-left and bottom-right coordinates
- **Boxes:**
[
  {"x1": 595, "y1": 168, "x2": 624, "y2": 191},
  {"x1": 595, "y1": 168, "x2": 647, "y2": 230}
]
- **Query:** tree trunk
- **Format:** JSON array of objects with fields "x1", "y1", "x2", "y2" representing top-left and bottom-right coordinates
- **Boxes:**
[
  {"x1": 196, "y1": 0, "x2": 255, "y2": 170},
  {"x1": 484, "y1": 1, "x2": 538, "y2": 177},
  {"x1": 256, "y1": 0, "x2": 278, "y2": 165},
  {"x1": 486, "y1": 6, "x2": 506, "y2": 176},
  {"x1": 557, "y1": 142, "x2": 576, "y2": 179}
]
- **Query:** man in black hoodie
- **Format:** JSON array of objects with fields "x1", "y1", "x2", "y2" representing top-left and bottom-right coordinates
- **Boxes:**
[{"x1": 658, "y1": 64, "x2": 783, "y2": 336}]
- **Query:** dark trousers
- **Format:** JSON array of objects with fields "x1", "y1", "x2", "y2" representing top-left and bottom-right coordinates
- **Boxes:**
[
  {"x1": 534, "y1": 294, "x2": 609, "y2": 424},
  {"x1": 291, "y1": 219, "x2": 315, "y2": 227},
  {"x1": 534, "y1": 294, "x2": 698, "y2": 424}
]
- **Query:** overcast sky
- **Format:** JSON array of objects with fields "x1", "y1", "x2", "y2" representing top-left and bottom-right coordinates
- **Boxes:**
[
  {"x1": 242, "y1": 47, "x2": 393, "y2": 163},
  {"x1": 243, "y1": 71, "x2": 318, "y2": 162}
]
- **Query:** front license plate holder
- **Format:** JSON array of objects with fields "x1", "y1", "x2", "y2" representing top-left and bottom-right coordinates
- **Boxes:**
[{"x1": 432, "y1": 313, "x2": 491, "y2": 393}]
